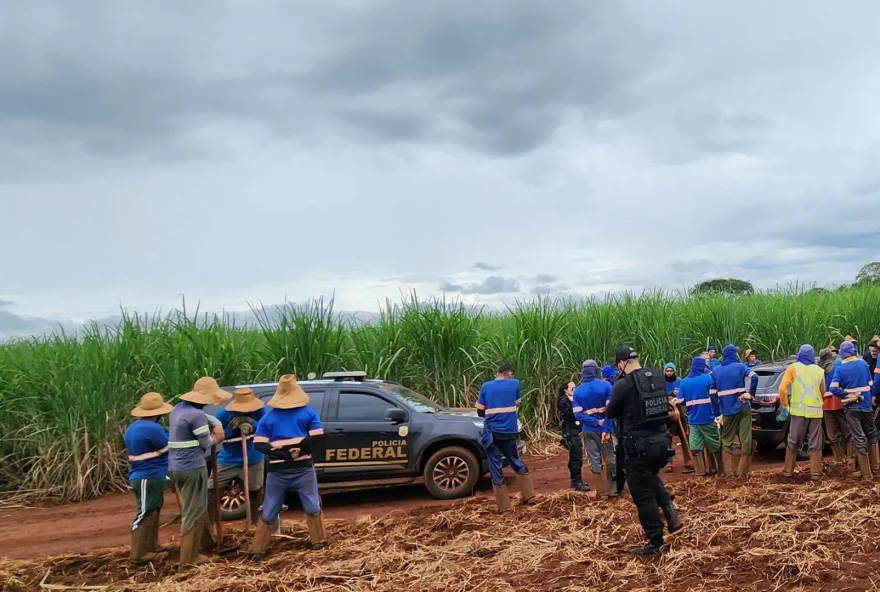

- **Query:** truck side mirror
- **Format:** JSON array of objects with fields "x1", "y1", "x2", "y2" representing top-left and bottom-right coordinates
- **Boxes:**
[{"x1": 385, "y1": 408, "x2": 407, "y2": 424}]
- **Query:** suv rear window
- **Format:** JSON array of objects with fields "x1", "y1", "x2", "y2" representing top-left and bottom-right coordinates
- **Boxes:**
[{"x1": 754, "y1": 371, "x2": 781, "y2": 389}]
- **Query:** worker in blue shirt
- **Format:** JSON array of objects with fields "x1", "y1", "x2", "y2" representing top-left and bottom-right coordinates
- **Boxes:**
[
  {"x1": 676, "y1": 357, "x2": 722, "y2": 475},
  {"x1": 830, "y1": 341, "x2": 877, "y2": 479},
  {"x1": 124, "y1": 392, "x2": 173, "y2": 566},
  {"x1": 476, "y1": 362, "x2": 534, "y2": 512},
  {"x1": 210, "y1": 388, "x2": 266, "y2": 526},
  {"x1": 573, "y1": 360, "x2": 616, "y2": 497},
  {"x1": 707, "y1": 345, "x2": 721, "y2": 371},
  {"x1": 602, "y1": 365, "x2": 616, "y2": 384},
  {"x1": 744, "y1": 349, "x2": 762, "y2": 368},
  {"x1": 713, "y1": 345, "x2": 758, "y2": 477},
  {"x1": 248, "y1": 375, "x2": 327, "y2": 559}
]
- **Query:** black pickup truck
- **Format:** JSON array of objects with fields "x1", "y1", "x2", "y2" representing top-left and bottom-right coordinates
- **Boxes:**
[{"x1": 206, "y1": 371, "x2": 526, "y2": 520}]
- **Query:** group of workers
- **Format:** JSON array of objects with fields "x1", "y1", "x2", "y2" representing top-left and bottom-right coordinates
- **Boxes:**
[{"x1": 123, "y1": 374, "x2": 326, "y2": 567}]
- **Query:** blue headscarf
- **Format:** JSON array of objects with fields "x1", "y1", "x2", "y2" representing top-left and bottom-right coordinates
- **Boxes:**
[
  {"x1": 840, "y1": 341, "x2": 857, "y2": 359},
  {"x1": 689, "y1": 356, "x2": 707, "y2": 378},
  {"x1": 601, "y1": 365, "x2": 616, "y2": 383},
  {"x1": 796, "y1": 344, "x2": 815, "y2": 365},
  {"x1": 721, "y1": 344, "x2": 739, "y2": 365},
  {"x1": 581, "y1": 359, "x2": 598, "y2": 382},
  {"x1": 664, "y1": 362, "x2": 677, "y2": 371}
]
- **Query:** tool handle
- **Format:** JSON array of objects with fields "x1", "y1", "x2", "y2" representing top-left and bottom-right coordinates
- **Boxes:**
[
  {"x1": 241, "y1": 438, "x2": 252, "y2": 526},
  {"x1": 212, "y1": 444, "x2": 223, "y2": 542}
]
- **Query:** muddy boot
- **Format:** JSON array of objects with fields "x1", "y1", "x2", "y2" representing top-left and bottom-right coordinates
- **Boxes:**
[
  {"x1": 661, "y1": 502, "x2": 683, "y2": 534},
  {"x1": 857, "y1": 453, "x2": 873, "y2": 480},
  {"x1": 693, "y1": 451, "x2": 707, "y2": 476},
  {"x1": 179, "y1": 515, "x2": 209, "y2": 567},
  {"x1": 493, "y1": 484, "x2": 511, "y2": 513},
  {"x1": 131, "y1": 511, "x2": 169, "y2": 565},
  {"x1": 198, "y1": 511, "x2": 217, "y2": 554},
  {"x1": 847, "y1": 440, "x2": 856, "y2": 458},
  {"x1": 869, "y1": 444, "x2": 880, "y2": 475},
  {"x1": 592, "y1": 470, "x2": 610, "y2": 498},
  {"x1": 518, "y1": 472, "x2": 536, "y2": 504},
  {"x1": 246, "y1": 518, "x2": 274, "y2": 560},
  {"x1": 831, "y1": 444, "x2": 845, "y2": 462},
  {"x1": 249, "y1": 490, "x2": 264, "y2": 526},
  {"x1": 809, "y1": 451, "x2": 822, "y2": 481},
  {"x1": 722, "y1": 451, "x2": 736, "y2": 477},
  {"x1": 306, "y1": 512, "x2": 328, "y2": 550},
  {"x1": 712, "y1": 451, "x2": 724, "y2": 477},
  {"x1": 782, "y1": 448, "x2": 797, "y2": 477},
  {"x1": 736, "y1": 442, "x2": 756, "y2": 479}
]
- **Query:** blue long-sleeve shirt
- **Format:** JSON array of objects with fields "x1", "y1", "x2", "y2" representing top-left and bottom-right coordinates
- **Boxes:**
[
  {"x1": 676, "y1": 374, "x2": 720, "y2": 426},
  {"x1": 572, "y1": 379, "x2": 613, "y2": 434},
  {"x1": 712, "y1": 362, "x2": 758, "y2": 416},
  {"x1": 830, "y1": 357, "x2": 874, "y2": 412},
  {"x1": 124, "y1": 419, "x2": 169, "y2": 480},
  {"x1": 215, "y1": 407, "x2": 265, "y2": 466}
]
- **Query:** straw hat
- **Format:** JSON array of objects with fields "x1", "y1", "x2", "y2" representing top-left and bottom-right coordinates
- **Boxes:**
[
  {"x1": 180, "y1": 376, "x2": 232, "y2": 405},
  {"x1": 744, "y1": 349, "x2": 756, "y2": 359},
  {"x1": 267, "y1": 374, "x2": 310, "y2": 409},
  {"x1": 844, "y1": 335, "x2": 857, "y2": 344},
  {"x1": 131, "y1": 392, "x2": 173, "y2": 417},
  {"x1": 226, "y1": 387, "x2": 265, "y2": 413}
]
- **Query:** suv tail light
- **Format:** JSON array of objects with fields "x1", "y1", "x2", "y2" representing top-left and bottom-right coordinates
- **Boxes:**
[{"x1": 754, "y1": 394, "x2": 779, "y2": 406}]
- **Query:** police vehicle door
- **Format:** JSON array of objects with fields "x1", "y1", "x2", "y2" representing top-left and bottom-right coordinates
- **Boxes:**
[{"x1": 322, "y1": 389, "x2": 411, "y2": 479}]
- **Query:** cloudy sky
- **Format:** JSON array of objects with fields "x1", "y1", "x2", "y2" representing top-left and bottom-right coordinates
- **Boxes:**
[{"x1": 1, "y1": 1, "x2": 879, "y2": 336}]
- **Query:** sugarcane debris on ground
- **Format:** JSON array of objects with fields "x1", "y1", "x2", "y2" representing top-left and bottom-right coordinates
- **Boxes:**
[{"x1": 4, "y1": 470, "x2": 880, "y2": 592}]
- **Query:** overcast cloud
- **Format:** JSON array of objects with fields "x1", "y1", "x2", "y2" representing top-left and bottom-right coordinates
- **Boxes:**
[{"x1": 1, "y1": 1, "x2": 879, "y2": 337}]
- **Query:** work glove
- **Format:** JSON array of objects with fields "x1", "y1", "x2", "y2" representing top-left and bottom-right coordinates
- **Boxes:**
[{"x1": 229, "y1": 416, "x2": 255, "y2": 431}]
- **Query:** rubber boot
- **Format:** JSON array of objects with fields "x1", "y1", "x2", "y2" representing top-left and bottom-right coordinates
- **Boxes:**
[
  {"x1": 179, "y1": 515, "x2": 209, "y2": 567},
  {"x1": 782, "y1": 448, "x2": 797, "y2": 477},
  {"x1": 609, "y1": 478, "x2": 621, "y2": 498},
  {"x1": 847, "y1": 441, "x2": 856, "y2": 458},
  {"x1": 493, "y1": 484, "x2": 511, "y2": 513},
  {"x1": 518, "y1": 473, "x2": 536, "y2": 504},
  {"x1": 722, "y1": 451, "x2": 736, "y2": 477},
  {"x1": 869, "y1": 443, "x2": 879, "y2": 475},
  {"x1": 661, "y1": 502, "x2": 683, "y2": 534},
  {"x1": 249, "y1": 490, "x2": 263, "y2": 526},
  {"x1": 246, "y1": 518, "x2": 274, "y2": 560},
  {"x1": 712, "y1": 451, "x2": 724, "y2": 477},
  {"x1": 809, "y1": 451, "x2": 822, "y2": 481},
  {"x1": 736, "y1": 442, "x2": 756, "y2": 479},
  {"x1": 857, "y1": 452, "x2": 872, "y2": 480},
  {"x1": 680, "y1": 439, "x2": 695, "y2": 473},
  {"x1": 198, "y1": 511, "x2": 217, "y2": 553},
  {"x1": 306, "y1": 512, "x2": 328, "y2": 550},
  {"x1": 592, "y1": 470, "x2": 610, "y2": 498},
  {"x1": 130, "y1": 511, "x2": 169, "y2": 565},
  {"x1": 693, "y1": 452, "x2": 707, "y2": 476},
  {"x1": 831, "y1": 444, "x2": 844, "y2": 462}
]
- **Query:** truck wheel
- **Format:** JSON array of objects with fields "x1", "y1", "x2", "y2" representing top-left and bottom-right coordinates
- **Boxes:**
[
  {"x1": 423, "y1": 447, "x2": 480, "y2": 500},
  {"x1": 218, "y1": 477, "x2": 247, "y2": 521}
]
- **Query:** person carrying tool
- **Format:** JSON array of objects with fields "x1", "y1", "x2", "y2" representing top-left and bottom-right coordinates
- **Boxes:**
[
  {"x1": 664, "y1": 363, "x2": 693, "y2": 474},
  {"x1": 557, "y1": 380, "x2": 589, "y2": 492},
  {"x1": 168, "y1": 377, "x2": 230, "y2": 566},
  {"x1": 818, "y1": 347, "x2": 850, "y2": 462},
  {"x1": 712, "y1": 345, "x2": 758, "y2": 477},
  {"x1": 573, "y1": 359, "x2": 617, "y2": 498},
  {"x1": 606, "y1": 346, "x2": 681, "y2": 557},
  {"x1": 778, "y1": 345, "x2": 826, "y2": 480},
  {"x1": 210, "y1": 387, "x2": 266, "y2": 525},
  {"x1": 829, "y1": 341, "x2": 877, "y2": 479},
  {"x1": 677, "y1": 356, "x2": 722, "y2": 476},
  {"x1": 248, "y1": 375, "x2": 327, "y2": 559},
  {"x1": 477, "y1": 362, "x2": 535, "y2": 512},
  {"x1": 124, "y1": 392, "x2": 173, "y2": 566}
]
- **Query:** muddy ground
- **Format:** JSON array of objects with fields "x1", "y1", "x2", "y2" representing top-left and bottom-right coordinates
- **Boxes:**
[{"x1": 0, "y1": 443, "x2": 787, "y2": 559}]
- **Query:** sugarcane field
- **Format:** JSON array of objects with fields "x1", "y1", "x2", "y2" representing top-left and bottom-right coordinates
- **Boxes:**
[{"x1": 5, "y1": 3, "x2": 880, "y2": 591}]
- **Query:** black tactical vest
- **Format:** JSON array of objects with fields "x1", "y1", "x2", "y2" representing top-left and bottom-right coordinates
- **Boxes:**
[{"x1": 629, "y1": 367, "x2": 669, "y2": 432}]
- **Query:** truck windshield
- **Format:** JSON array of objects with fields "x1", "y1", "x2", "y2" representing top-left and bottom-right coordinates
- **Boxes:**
[{"x1": 379, "y1": 383, "x2": 442, "y2": 413}]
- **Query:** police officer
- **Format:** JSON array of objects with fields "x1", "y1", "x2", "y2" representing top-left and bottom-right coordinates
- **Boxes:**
[
  {"x1": 606, "y1": 346, "x2": 682, "y2": 557},
  {"x1": 557, "y1": 381, "x2": 590, "y2": 491}
]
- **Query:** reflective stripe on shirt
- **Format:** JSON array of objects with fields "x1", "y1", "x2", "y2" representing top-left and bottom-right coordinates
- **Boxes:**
[
  {"x1": 718, "y1": 387, "x2": 746, "y2": 397},
  {"x1": 686, "y1": 398, "x2": 713, "y2": 407},
  {"x1": 193, "y1": 424, "x2": 210, "y2": 436},
  {"x1": 168, "y1": 440, "x2": 200, "y2": 449},
  {"x1": 586, "y1": 406, "x2": 606, "y2": 415},
  {"x1": 128, "y1": 446, "x2": 169, "y2": 462},
  {"x1": 485, "y1": 406, "x2": 517, "y2": 414},
  {"x1": 846, "y1": 386, "x2": 871, "y2": 394},
  {"x1": 572, "y1": 406, "x2": 584, "y2": 413}
]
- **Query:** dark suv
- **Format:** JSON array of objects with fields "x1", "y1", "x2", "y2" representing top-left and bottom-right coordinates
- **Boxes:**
[
  {"x1": 750, "y1": 357, "x2": 817, "y2": 460},
  {"x1": 206, "y1": 371, "x2": 526, "y2": 520}
]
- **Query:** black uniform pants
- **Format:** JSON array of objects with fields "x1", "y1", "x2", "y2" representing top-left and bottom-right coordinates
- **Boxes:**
[
  {"x1": 625, "y1": 436, "x2": 672, "y2": 546},
  {"x1": 563, "y1": 434, "x2": 584, "y2": 483}
]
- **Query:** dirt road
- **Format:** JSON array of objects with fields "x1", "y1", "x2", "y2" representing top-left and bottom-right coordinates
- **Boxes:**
[{"x1": 0, "y1": 446, "x2": 787, "y2": 559}]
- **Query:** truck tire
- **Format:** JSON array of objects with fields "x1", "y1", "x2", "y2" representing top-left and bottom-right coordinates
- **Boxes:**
[{"x1": 423, "y1": 446, "x2": 480, "y2": 500}]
